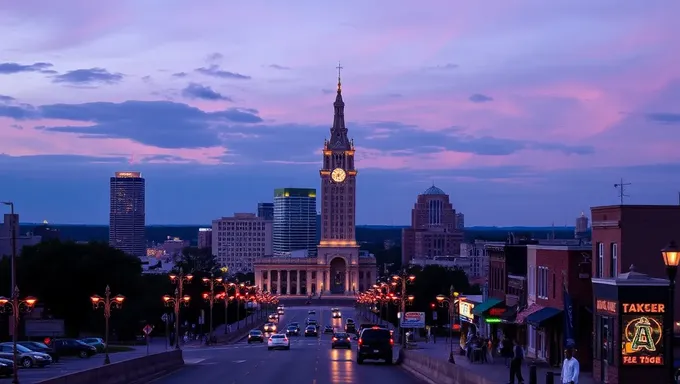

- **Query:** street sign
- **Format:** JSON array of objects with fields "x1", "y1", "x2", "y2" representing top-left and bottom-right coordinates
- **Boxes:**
[
  {"x1": 400, "y1": 312, "x2": 426, "y2": 328},
  {"x1": 161, "y1": 314, "x2": 168, "y2": 322},
  {"x1": 432, "y1": 311, "x2": 438, "y2": 321},
  {"x1": 143, "y1": 324, "x2": 153, "y2": 335}
]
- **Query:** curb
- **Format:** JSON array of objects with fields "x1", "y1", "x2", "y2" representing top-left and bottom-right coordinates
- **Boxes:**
[{"x1": 400, "y1": 363, "x2": 438, "y2": 384}]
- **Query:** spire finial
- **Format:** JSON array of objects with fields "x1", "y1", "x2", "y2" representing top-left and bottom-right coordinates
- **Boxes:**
[{"x1": 336, "y1": 61, "x2": 343, "y2": 92}]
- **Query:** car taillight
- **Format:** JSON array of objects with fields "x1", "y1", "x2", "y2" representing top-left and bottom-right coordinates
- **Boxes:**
[
  {"x1": 390, "y1": 338, "x2": 394, "y2": 346},
  {"x1": 346, "y1": 338, "x2": 350, "y2": 341},
  {"x1": 332, "y1": 337, "x2": 338, "y2": 341},
  {"x1": 358, "y1": 338, "x2": 363, "y2": 346}
]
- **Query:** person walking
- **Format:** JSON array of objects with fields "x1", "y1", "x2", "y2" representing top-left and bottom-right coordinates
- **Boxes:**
[
  {"x1": 508, "y1": 339, "x2": 525, "y2": 384},
  {"x1": 561, "y1": 348, "x2": 580, "y2": 384}
]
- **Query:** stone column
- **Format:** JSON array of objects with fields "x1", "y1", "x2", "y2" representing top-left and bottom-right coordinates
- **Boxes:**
[
  {"x1": 255, "y1": 269, "x2": 261, "y2": 291},
  {"x1": 285, "y1": 270, "x2": 291, "y2": 295},
  {"x1": 296, "y1": 271, "x2": 301, "y2": 295},
  {"x1": 345, "y1": 268, "x2": 350, "y2": 294},
  {"x1": 306, "y1": 270, "x2": 312, "y2": 295},
  {"x1": 325, "y1": 269, "x2": 330, "y2": 294}
]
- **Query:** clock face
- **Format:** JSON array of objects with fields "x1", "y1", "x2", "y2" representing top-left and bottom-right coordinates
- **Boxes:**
[{"x1": 331, "y1": 168, "x2": 346, "y2": 183}]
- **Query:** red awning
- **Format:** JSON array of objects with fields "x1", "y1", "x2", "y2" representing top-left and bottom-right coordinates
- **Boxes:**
[{"x1": 515, "y1": 303, "x2": 544, "y2": 324}]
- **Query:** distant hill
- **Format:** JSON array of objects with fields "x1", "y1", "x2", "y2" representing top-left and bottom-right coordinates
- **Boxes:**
[{"x1": 20, "y1": 223, "x2": 582, "y2": 246}]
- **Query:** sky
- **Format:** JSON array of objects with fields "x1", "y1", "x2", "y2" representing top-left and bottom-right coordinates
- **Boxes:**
[{"x1": 1, "y1": 1, "x2": 680, "y2": 226}]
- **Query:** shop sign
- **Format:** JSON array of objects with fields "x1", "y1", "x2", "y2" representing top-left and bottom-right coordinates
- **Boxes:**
[
  {"x1": 596, "y1": 299, "x2": 617, "y2": 314},
  {"x1": 621, "y1": 302, "x2": 665, "y2": 365},
  {"x1": 489, "y1": 308, "x2": 505, "y2": 316},
  {"x1": 459, "y1": 301, "x2": 475, "y2": 323}
]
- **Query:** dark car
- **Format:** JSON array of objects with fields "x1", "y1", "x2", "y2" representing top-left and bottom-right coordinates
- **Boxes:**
[
  {"x1": 17, "y1": 341, "x2": 59, "y2": 362},
  {"x1": 0, "y1": 343, "x2": 52, "y2": 368},
  {"x1": 51, "y1": 339, "x2": 97, "y2": 358},
  {"x1": 357, "y1": 327, "x2": 393, "y2": 364},
  {"x1": 331, "y1": 332, "x2": 351, "y2": 349},
  {"x1": 345, "y1": 323, "x2": 357, "y2": 334},
  {"x1": 304, "y1": 325, "x2": 318, "y2": 337},
  {"x1": 323, "y1": 325, "x2": 334, "y2": 334},
  {"x1": 0, "y1": 357, "x2": 12, "y2": 377},
  {"x1": 358, "y1": 323, "x2": 379, "y2": 335},
  {"x1": 80, "y1": 338, "x2": 106, "y2": 353},
  {"x1": 289, "y1": 322, "x2": 300, "y2": 331},
  {"x1": 248, "y1": 330, "x2": 265, "y2": 343},
  {"x1": 286, "y1": 326, "x2": 300, "y2": 336}
]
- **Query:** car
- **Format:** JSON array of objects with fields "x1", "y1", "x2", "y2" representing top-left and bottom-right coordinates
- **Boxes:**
[
  {"x1": 332, "y1": 311, "x2": 342, "y2": 319},
  {"x1": 332, "y1": 332, "x2": 352, "y2": 349},
  {"x1": 80, "y1": 337, "x2": 106, "y2": 353},
  {"x1": 278, "y1": 309, "x2": 285, "y2": 315},
  {"x1": 0, "y1": 357, "x2": 13, "y2": 377},
  {"x1": 267, "y1": 334, "x2": 290, "y2": 350},
  {"x1": 346, "y1": 318, "x2": 355, "y2": 325},
  {"x1": 286, "y1": 325, "x2": 300, "y2": 336},
  {"x1": 308, "y1": 310, "x2": 316, "y2": 315},
  {"x1": 51, "y1": 339, "x2": 97, "y2": 358},
  {"x1": 330, "y1": 308, "x2": 339, "y2": 312},
  {"x1": 289, "y1": 322, "x2": 300, "y2": 330},
  {"x1": 345, "y1": 323, "x2": 357, "y2": 334},
  {"x1": 357, "y1": 327, "x2": 393, "y2": 364},
  {"x1": 358, "y1": 323, "x2": 379, "y2": 335},
  {"x1": 323, "y1": 325, "x2": 334, "y2": 334},
  {"x1": 305, "y1": 318, "x2": 317, "y2": 326},
  {"x1": 263, "y1": 323, "x2": 277, "y2": 333},
  {"x1": 268, "y1": 314, "x2": 278, "y2": 322},
  {"x1": 248, "y1": 330, "x2": 265, "y2": 343},
  {"x1": 304, "y1": 325, "x2": 318, "y2": 337},
  {"x1": 0, "y1": 343, "x2": 52, "y2": 368},
  {"x1": 17, "y1": 341, "x2": 59, "y2": 362}
]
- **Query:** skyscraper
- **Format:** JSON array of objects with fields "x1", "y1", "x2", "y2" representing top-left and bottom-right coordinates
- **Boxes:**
[
  {"x1": 109, "y1": 171, "x2": 146, "y2": 257},
  {"x1": 273, "y1": 188, "x2": 317, "y2": 257},
  {"x1": 258, "y1": 202, "x2": 274, "y2": 220}
]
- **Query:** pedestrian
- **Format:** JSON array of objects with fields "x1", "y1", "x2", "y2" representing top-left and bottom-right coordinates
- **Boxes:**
[
  {"x1": 561, "y1": 347, "x2": 580, "y2": 384},
  {"x1": 508, "y1": 339, "x2": 525, "y2": 384}
]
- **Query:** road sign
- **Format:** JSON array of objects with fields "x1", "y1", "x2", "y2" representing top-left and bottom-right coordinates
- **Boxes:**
[
  {"x1": 432, "y1": 311, "x2": 438, "y2": 321},
  {"x1": 161, "y1": 314, "x2": 168, "y2": 322},
  {"x1": 400, "y1": 312, "x2": 425, "y2": 328},
  {"x1": 143, "y1": 324, "x2": 153, "y2": 335}
]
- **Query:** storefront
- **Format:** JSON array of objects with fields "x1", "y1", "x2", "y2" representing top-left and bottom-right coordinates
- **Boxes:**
[
  {"x1": 591, "y1": 267, "x2": 669, "y2": 384},
  {"x1": 458, "y1": 297, "x2": 482, "y2": 350},
  {"x1": 526, "y1": 307, "x2": 563, "y2": 366},
  {"x1": 471, "y1": 297, "x2": 504, "y2": 339}
]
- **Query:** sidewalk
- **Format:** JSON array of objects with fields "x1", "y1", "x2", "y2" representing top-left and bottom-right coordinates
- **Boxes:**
[
  {"x1": 412, "y1": 341, "x2": 595, "y2": 384},
  {"x1": 183, "y1": 312, "x2": 267, "y2": 348}
]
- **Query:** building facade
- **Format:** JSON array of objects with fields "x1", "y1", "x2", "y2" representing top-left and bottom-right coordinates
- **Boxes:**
[
  {"x1": 401, "y1": 185, "x2": 464, "y2": 266},
  {"x1": 455, "y1": 212, "x2": 465, "y2": 230},
  {"x1": 575, "y1": 212, "x2": 589, "y2": 239},
  {"x1": 460, "y1": 240, "x2": 495, "y2": 278},
  {"x1": 273, "y1": 188, "x2": 317, "y2": 257},
  {"x1": 212, "y1": 213, "x2": 273, "y2": 273},
  {"x1": 0, "y1": 214, "x2": 41, "y2": 258},
  {"x1": 254, "y1": 72, "x2": 376, "y2": 295},
  {"x1": 258, "y1": 202, "x2": 274, "y2": 220},
  {"x1": 198, "y1": 228, "x2": 212, "y2": 249},
  {"x1": 109, "y1": 171, "x2": 146, "y2": 257}
]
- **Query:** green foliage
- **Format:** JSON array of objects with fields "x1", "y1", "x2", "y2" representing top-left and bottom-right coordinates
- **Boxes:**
[{"x1": 174, "y1": 246, "x2": 220, "y2": 274}]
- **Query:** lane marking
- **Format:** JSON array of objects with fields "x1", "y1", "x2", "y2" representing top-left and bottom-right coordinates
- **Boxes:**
[{"x1": 232, "y1": 360, "x2": 246, "y2": 363}]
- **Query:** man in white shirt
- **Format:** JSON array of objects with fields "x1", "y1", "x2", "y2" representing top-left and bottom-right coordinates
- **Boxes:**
[{"x1": 561, "y1": 348, "x2": 580, "y2": 384}]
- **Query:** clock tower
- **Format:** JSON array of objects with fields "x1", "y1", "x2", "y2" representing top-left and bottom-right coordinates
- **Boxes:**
[{"x1": 318, "y1": 63, "x2": 359, "y2": 294}]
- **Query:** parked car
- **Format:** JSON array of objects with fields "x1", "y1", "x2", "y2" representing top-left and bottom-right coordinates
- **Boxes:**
[
  {"x1": 51, "y1": 339, "x2": 97, "y2": 358},
  {"x1": 17, "y1": 341, "x2": 59, "y2": 362},
  {"x1": 0, "y1": 357, "x2": 13, "y2": 377},
  {"x1": 0, "y1": 343, "x2": 52, "y2": 368},
  {"x1": 80, "y1": 338, "x2": 106, "y2": 353}
]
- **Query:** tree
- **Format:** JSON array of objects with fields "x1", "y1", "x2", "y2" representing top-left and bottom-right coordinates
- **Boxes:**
[{"x1": 174, "y1": 246, "x2": 219, "y2": 273}]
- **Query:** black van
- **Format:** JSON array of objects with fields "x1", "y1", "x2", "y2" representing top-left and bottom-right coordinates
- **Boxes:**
[{"x1": 357, "y1": 327, "x2": 393, "y2": 364}]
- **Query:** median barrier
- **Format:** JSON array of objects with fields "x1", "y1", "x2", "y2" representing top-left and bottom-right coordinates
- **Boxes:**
[
  {"x1": 400, "y1": 349, "x2": 493, "y2": 384},
  {"x1": 36, "y1": 349, "x2": 184, "y2": 384}
]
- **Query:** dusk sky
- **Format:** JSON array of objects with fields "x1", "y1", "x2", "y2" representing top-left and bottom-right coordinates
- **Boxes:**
[{"x1": 1, "y1": 1, "x2": 680, "y2": 226}]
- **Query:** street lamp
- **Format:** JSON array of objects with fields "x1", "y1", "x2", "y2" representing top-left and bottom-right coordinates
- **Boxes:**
[
  {"x1": 0, "y1": 287, "x2": 37, "y2": 384},
  {"x1": 162, "y1": 289, "x2": 191, "y2": 349},
  {"x1": 1, "y1": 202, "x2": 16, "y2": 296},
  {"x1": 166, "y1": 269, "x2": 193, "y2": 349},
  {"x1": 90, "y1": 286, "x2": 125, "y2": 365},
  {"x1": 202, "y1": 274, "x2": 223, "y2": 344},
  {"x1": 662, "y1": 241, "x2": 680, "y2": 384},
  {"x1": 436, "y1": 292, "x2": 460, "y2": 364},
  {"x1": 392, "y1": 271, "x2": 416, "y2": 346}
]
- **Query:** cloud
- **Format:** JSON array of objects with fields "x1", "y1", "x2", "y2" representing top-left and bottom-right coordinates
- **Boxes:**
[
  {"x1": 195, "y1": 65, "x2": 251, "y2": 80},
  {"x1": 52, "y1": 68, "x2": 124, "y2": 85},
  {"x1": 469, "y1": 93, "x2": 494, "y2": 103},
  {"x1": 426, "y1": 63, "x2": 459, "y2": 71},
  {"x1": 206, "y1": 52, "x2": 223, "y2": 62},
  {"x1": 172, "y1": 72, "x2": 188, "y2": 78},
  {"x1": 321, "y1": 89, "x2": 334, "y2": 94},
  {"x1": 0, "y1": 99, "x2": 262, "y2": 149},
  {"x1": 645, "y1": 112, "x2": 680, "y2": 124},
  {"x1": 141, "y1": 75, "x2": 152, "y2": 83},
  {"x1": 181, "y1": 83, "x2": 232, "y2": 101},
  {"x1": 0, "y1": 95, "x2": 15, "y2": 103},
  {"x1": 269, "y1": 64, "x2": 291, "y2": 70},
  {"x1": 0, "y1": 62, "x2": 53, "y2": 74}
]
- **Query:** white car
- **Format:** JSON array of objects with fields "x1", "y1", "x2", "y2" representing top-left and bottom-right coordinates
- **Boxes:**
[{"x1": 267, "y1": 334, "x2": 290, "y2": 350}]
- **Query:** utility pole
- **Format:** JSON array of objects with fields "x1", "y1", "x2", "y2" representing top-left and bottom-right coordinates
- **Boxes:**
[{"x1": 614, "y1": 178, "x2": 631, "y2": 205}]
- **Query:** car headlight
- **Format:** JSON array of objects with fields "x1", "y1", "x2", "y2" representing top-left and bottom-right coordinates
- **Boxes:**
[
  {"x1": 35, "y1": 356, "x2": 45, "y2": 360},
  {"x1": 0, "y1": 363, "x2": 7, "y2": 366}
]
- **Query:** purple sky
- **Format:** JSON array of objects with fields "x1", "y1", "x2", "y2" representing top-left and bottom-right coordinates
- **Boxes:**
[{"x1": 1, "y1": 1, "x2": 680, "y2": 226}]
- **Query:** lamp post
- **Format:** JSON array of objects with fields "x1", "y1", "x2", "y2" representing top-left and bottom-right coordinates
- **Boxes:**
[
  {"x1": 166, "y1": 269, "x2": 193, "y2": 349},
  {"x1": 202, "y1": 273, "x2": 223, "y2": 343},
  {"x1": 220, "y1": 280, "x2": 235, "y2": 334},
  {"x1": 392, "y1": 271, "x2": 416, "y2": 346},
  {"x1": 90, "y1": 286, "x2": 125, "y2": 365},
  {"x1": 1, "y1": 202, "x2": 16, "y2": 296},
  {"x1": 662, "y1": 241, "x2": 679, "y2": 384},
  {"x1": 436, "y1": 292, "x2": 459, "y2": 364},
  {"x1": 0, "y1": 287, "x2": 37, "y2": 384}
]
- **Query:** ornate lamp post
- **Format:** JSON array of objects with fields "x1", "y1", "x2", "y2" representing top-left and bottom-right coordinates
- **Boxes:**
[
  {"x1": 90, "y1": 286, "x2": 125, "y2": 365},
  {"x1": 202, "y1": 274, "x2": 223, "y2": 343},
  {"x1": 0, "y1": 287, "x2": 37, "y2": 384},
  {"x1": 163, "y1": 289, "x2": 191, "y2": 349},
  {"x1": 436, "y1": 292, "x2": 460, "y2": 364},
  {"x1": 167, "y1": 270, "x2": 192, "y2": 349},
  {"x1": 392, "y1": 271, "x2": 416, "y2": 345},
  {"x1": 220, "y1": 280, "x2": 235, "y2": 334},
  {"x1": 662, "y1": 241, "x2": 679, "y2": 384}
]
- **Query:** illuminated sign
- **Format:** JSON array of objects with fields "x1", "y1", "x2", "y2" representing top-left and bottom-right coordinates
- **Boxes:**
[
  {"x1": 485, "y1": 318, "x2": 501, "y2": 323},
  {"x1": 198, "y1": 228, "x2": 212, "y2": 232},
  {"x1": 621, "y1": 303, "x2": 665, "y2": 365},
  {"x1": 596, "y1": 299, "x2": 617, "y2": 314},
  {"x1": 115, "y1": 172, "x2": 141, "y2": 178},
  {"x1": 489, "y1": 308, "x2": 505, "y2": 316},
  {"x1": 459, "y1": 301, "x2": 475, "y2": 323}
]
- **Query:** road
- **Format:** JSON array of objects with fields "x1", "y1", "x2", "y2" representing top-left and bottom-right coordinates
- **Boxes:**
[{"x1": 153, "y1": 306, "x2": 426, "y2": 384}]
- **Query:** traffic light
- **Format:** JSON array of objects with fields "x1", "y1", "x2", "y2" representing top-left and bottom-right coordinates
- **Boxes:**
[{"x1": 430, "y1": 303, "x2": 435, "y2": 309}]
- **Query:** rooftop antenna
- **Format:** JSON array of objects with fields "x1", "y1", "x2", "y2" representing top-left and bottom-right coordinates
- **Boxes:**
[{"x1": 614, "y1": 178, "x2": 630, "y2": 205}]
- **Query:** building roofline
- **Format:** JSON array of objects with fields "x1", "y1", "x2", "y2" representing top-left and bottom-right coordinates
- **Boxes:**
[
  {"x1": 591, "y1": 204, "x2": 680, "y2": 210},
  {"x1": 526, "y1": 245, "x2": 591, "y2": 251}
]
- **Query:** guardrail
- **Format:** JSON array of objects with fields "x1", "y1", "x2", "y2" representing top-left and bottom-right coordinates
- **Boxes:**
[
  {"x1": 36, "y1": 349, "x2": 184, "y2": 384},
  {"x1": 399, "y1": 349, "x2": 493, "y2": 384}
]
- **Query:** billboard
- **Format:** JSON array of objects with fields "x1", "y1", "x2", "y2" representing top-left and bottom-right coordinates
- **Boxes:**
[
  {"x1": 621, "y1": 303, "x2": 665, "y2": 365},
  {"x1": 400, "y1": 312, "x2": 425, "y2": 328}
]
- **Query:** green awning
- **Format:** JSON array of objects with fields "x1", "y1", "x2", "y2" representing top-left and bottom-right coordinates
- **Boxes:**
[{"x1": 471, "y1": 298, "x2": 503, "y2": 316}]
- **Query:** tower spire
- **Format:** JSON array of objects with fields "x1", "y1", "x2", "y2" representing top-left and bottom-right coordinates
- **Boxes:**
[
  {"x1": 336, "y1": 61, "x2": 343, "y2": 93},
  {"x1": 329, "y1": 62, "x2": 349, "y2": 150}
]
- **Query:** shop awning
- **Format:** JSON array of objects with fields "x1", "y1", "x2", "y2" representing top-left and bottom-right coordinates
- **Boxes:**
[
  {"x1": 515, "y1": 303, "x2": 544, "y2": 324},
  {"x1": 526, "y1": 307, "x2": 563, "y2": 327},
  {"x1": 471, "y1": 298, "x2": 503, "y2": 316}
]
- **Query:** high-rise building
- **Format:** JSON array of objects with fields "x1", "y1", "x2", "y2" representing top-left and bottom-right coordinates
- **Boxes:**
[
  {"x1": 401, "y1": 185, "x2": 464, "y2": 266},
  {"x1": 212, "y1": 213, "x2": 272, "y2": 273},
  {"x1": 198, "y1": 228, "x2": 212, "y2": 249},
  {"x1": 455, "y1": 212, "x2": 465, "y2": 230},
  {"x1": 575, "y1": 212, "x2": 589, "y2": 238},
  {"x1": 109, "y1": 171, "x2": 146, "y2": 257},
  {"x1": 273, "y1": 188, "x2": 317, "y2": 256},
  {"x1": 258, "y1": 203, "x2": 274, "y2": 220}
]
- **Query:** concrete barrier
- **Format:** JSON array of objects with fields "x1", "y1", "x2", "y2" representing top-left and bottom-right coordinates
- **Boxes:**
[
  {"x1": 36, "y1": 350, "x2": 184, "y2": 384},
  {"x1": 400, "y1": 349, "x2": 493, "y2": 384}
]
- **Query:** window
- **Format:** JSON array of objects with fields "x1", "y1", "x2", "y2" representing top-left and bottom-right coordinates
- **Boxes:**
[
  {"x1": 552, "y1": 273, "x2": 556, "y2": 298},
  {"x1": 528, "y1": 265, "x2": 535, "y2": 297},
  {"x1": 537, "y1": 267, "x2": 548, "y2": 299},
  {"x1": 528, "y1": 325, "x2": 536, "y2": 353},
  {"x1": 597, "y1": 242, "x2": 604, "y2": 278},
  {"x1": 610, "y1": 243, "x2": 618, "y2": 277}
]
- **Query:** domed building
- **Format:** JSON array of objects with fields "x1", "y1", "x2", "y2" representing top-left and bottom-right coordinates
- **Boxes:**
[{"x1": 401, "y1": 185, "x2": 464, "y2": 265}]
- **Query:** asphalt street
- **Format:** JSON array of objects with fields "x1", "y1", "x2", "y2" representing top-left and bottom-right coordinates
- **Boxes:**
[{"x1": 153, "y1": 306, "x2": 426, "y2": 384}]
